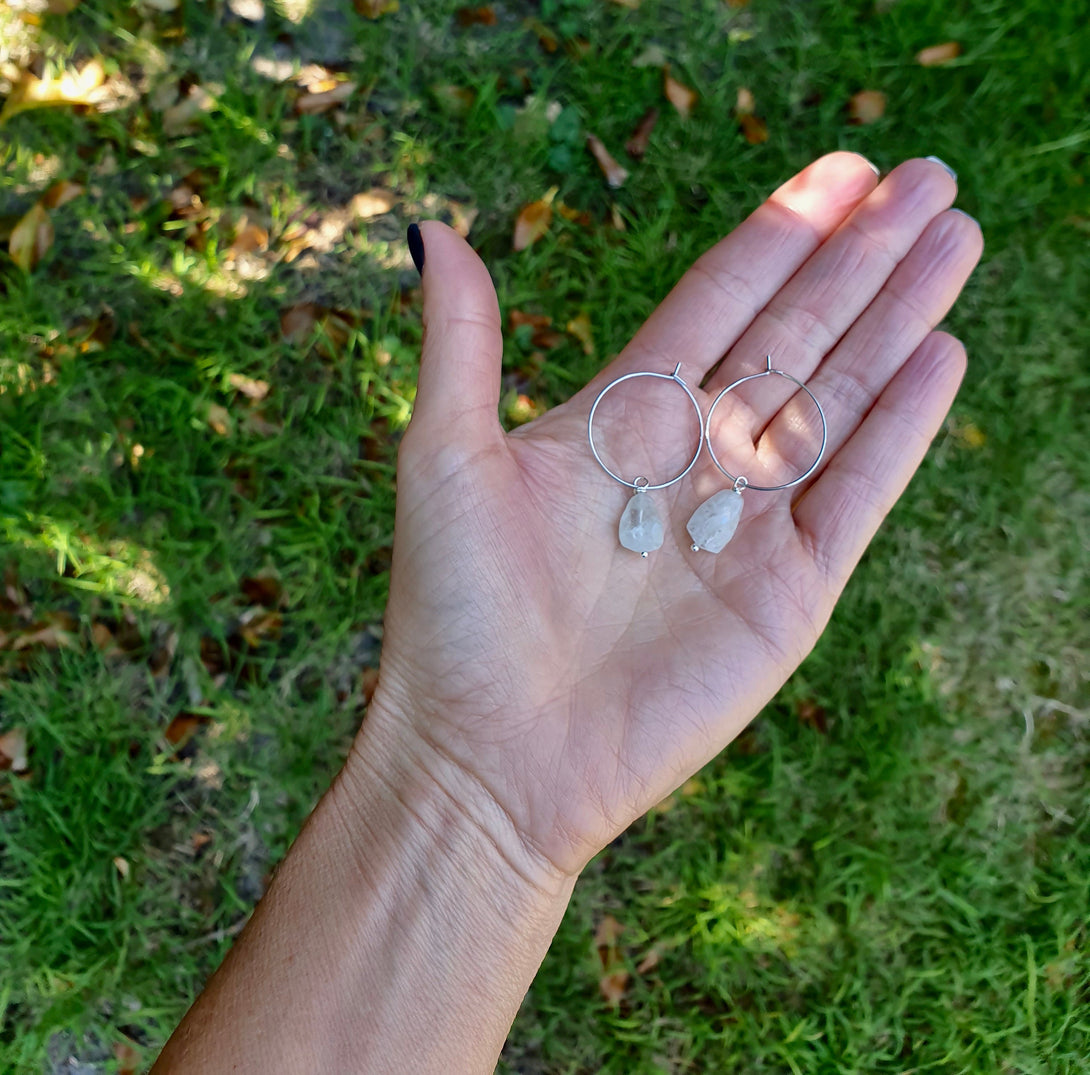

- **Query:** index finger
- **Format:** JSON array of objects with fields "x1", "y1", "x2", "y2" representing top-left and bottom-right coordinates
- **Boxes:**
[{"x1": 589, "y1": 152, "x2": 881, "y2": 392}]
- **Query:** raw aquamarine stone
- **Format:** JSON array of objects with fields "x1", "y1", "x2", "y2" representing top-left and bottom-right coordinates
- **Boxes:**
[
  {"x1": 687, "y1": 489, "x2": 744, "y2": 553},
  {"x1": 618, "y1": 492, "x2": 664, "y2": 556}
]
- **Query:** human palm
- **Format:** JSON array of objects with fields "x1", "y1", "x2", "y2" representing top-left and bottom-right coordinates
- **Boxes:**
[{"x1": 361, "y1": 153, "x2": 982, "y2": 884}]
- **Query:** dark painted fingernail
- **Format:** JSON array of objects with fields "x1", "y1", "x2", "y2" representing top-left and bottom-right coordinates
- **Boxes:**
[
  {"x1": 925, "y1": 156, "x2": 957, "y2": 182},
  {"x1": 407, "y1": 223, "x2": 425, "y2": 275}
]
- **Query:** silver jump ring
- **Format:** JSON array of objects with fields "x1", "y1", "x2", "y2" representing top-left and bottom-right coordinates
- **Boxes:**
[
  {"x1": 587, "y1": 363, "x2": 704, "y2": 491},
  {"x1": 705, "y1": 355, "x2": 827, "y2": 492}
]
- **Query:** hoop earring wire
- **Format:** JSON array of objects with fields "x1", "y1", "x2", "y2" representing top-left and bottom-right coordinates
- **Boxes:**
[
  {"x1": 588, "y1": 363, "x2": 704, "y2": 557},
  {"x1": 687, "y1": 355, "x2": 827, "y2": 554}
]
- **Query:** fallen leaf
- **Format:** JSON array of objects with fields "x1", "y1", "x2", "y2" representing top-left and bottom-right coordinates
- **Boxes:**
[
  {"x1": 599, "y1": 968, "x2": 630, "y2": 1006},
  {"x1": 625, "y1": 107, "x2": 659, "y2": 159},
  {"x1": 556, "y1": 202, "x2": 593, "y2": 226},
  {"x1": 113, "y1": 1039, "x2": 140, "y2": 1075},
  {"x1": 448, "y1": 201, "x2": 479, "y2": 238},
  {"x1": 916, "y1": 41, "x2": 962, "y2": 66},
  {"x1": 663, "y1": 66, "x2": 698, "y2": 118},
  {"x1": 0, "y1": 728, "x2": 28, "y2": 773},
  {"x1": 112, "y1": 856, "x2": 130, "y2": 880},
  {"x1": 585, "y1": 134, "x2": 628, "y2": 188},
  {"x1": 206, "y1": 402, "x2": 232, "y2": 436},
  {"x1": 164, "y1": 712, "x2": 209, "y2": 746},
  {"x1": 192, "y1": 830, "x2": 213, "y2": 854},
  {"x1": 739, "y1": 113, "x2": 768, "y2": 144},
  {"x1": 354, "y1": 0, "x2": 398, "y2": 16},
  {"x1": 455, "y1": 4, "x2": 496, "y2": 25},
  {"x1": 566, "y1": 311, "x2": 594, "y2": 355},
  {"x1": 228, "y1": 373, "x2": 271, "y2": 401},
  {"x1": 609, "y1": 203, "x2": 626, "y2": 231},
  {"x1": 636, "y1": 946, "x2": 661, "y2": 973},
  {"x1": 513, "y1": 189, "x2": 556, "y2": 251},
  {"x1": 162, "y1": 84, "x2": 218, "y2": 134},
  {"x1": 360, "y1": 667, "x2": 380, "y2": 706},
  {"x1": 848, "y1": 89, "x2": 887, "y2": 124},
  {"x1": 227, "y1": 217, "x2": 269, "y2": 258},
  {"x1": 736, "y1": 86, "x2": 756, "y2": 115},
  {"x1": 349, "y1": 188, "x2": 396, "y2": 219},
  {"x1": 9, "y1": 202, "x2": 53, "y2": 272},
  {"x1": 238, "y1": 608, "x2": 282, "y2": 646},
  {"x1": 280, "y1": 303, "x2": 322, "y2": 344},
  {"x1": 295, "y1": 80, "x2": 357, "y2": 115},
  {"x1": 0, "y1": 59, "x2": 106, "y2": 124},
  {"x1": 42, "y1": 180, "x2": 85, "y2": 209},
  {"x1": 594, "y1": 914, "x2": 624, "y2": 953},
  {"x1": 10, "y1": 613, "x2": 78, "y2": 651},
  {"x1": 795, "y1": 697, "x2": 829, "y2": 733}
]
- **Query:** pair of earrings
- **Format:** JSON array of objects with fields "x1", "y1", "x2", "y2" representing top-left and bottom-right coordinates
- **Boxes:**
[{"x1": 587, "y1": 357, "x2": 827, "y2": 557}]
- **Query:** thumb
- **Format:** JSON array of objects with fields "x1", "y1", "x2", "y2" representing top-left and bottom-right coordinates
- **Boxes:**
[{"x1": 408, "y1": 221, "x2": 503, "y2": 441}]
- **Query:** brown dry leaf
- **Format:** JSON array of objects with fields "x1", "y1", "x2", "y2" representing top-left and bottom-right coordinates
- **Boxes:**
[
  {"x1": 360, "y1": 667, "x2": 380, "y2": 706},
  {"x1": 354, "y1": 0, "x2": 398, "y2": 16},
  {"x1": 228, "y1": 373, "x2": 270, "y2": 401},
  {"x1": 206, "y1": 402, "x2": 232, "y2": 436},
  {"x1": 162, "y1": 85, "x2": 218, "y2": 134},
  {"x1": 192, "y1": 830, "x2": 214, "y2": 854},
  {"x1": 609, "y1": 204, "x2": 626, "y2": 231},
  {"x1": 663, "y1": 66, "x2": 698, "y2": 118},
  {"x1": 0, "y1": 59, "x2": 106, "y2": 125},
  {"x1": 739, "y1": 113, "x2": 768, "y2": 144},
  {"x1": 350, "y1": 188, "x2": 396, "y2": 219},
  {"x1": 916, "y1": 41, "x2": 961, "y2": 66},
  {"x1": 295, "y1": 80, "x2": 357, "y2": 115},
  {"x1": 556, "y1": 202, "x2": 592, "y2": 226},
  {"x1": 42, "y1": 181, "x2": 85, "y2": 210},
  {"x1": 636, "y1": 947, "x2": 661, "y2": 974},
  {"x1": 512, "y1": 190, "x2": 556, "y2": 251},
  {"x1": 455, "y1": 4, "x2": 497, "y2": 25},
  {"x1": 9, "y1": 202, "x2": 53, "y2": 272},
  {"x1": 508, "y1": 309, "x2": 551, "y2": 332},
  {"x1": 11, "y1": 613, "x2": 78, "y2": 651},
  {"x1": 430, "y1": 83, "x2": 476, "y2": 117},
  {"x1": 112, "y1": 856, "x2": 130, "y2": 880},
  {"x1": 848, "y1": 90, "x2": 887, "y2": 124},
  {"x1": 448, "y1": 201, "x2": 479, "y2": 238},
  {"x1": 566, "y1": 311, "x2": 594, "y2": 355},
  {"x1": 240, "y1": 573, "x2": 282, "y2": 608},
  {"x1": 625, "y1": 107, "x2": 659, "y2": 159},
  {"x1": 598, "y1": 968, "x2": 630, "y2": 1007},
  {"x1": 164, "y1": 712, "x2": 209, "y2": 746},
  {"x1": 90, "y1": 622, "x2": 116, "y2": 651},
  {"x1": 585, "y1": 134, "x2": 628, "y2": 188},
  {"x1": 280, "y1": 303, "x2": 322, "y2": 344},
  {"x1": 736, "y1": 86, "x2": 756, "y2": 115},
  {"x1": 594, "y1": 914, "x2": 624, "y2": 953},
  {"x1": 228, "y1": 218, "x2": 269, "y2": 258},
  {"x1": 795, "y1": 697, "x2": 829, "y2": 734},
  {"x1": 113, "y1": 1039, "x2": 140, "y2": 1075},
  {"x1": 239, "y1": 609, "x2": 282, "y2": 646},
  {"x1": 0, "y1": 728, "x2": 28, "y2": 773}
]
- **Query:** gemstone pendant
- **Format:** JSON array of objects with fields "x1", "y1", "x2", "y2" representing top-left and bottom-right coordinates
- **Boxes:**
[
  {"x1": 618, "y1": 490, "x2": 664, "y2": 557},
  {"x1": 687, "y1": 488, "x2": 744, "y2": 553}
]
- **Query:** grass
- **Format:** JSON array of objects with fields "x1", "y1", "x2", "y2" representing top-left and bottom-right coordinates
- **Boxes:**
[{"x1": 1, "y1": 0, "x2": 1088, "y2": 1071}]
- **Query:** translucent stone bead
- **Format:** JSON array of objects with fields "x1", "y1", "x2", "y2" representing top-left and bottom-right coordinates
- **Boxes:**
[
  {"x1": 618, "y1": 491, "x2": 664, "y2": 555},
  {"x1": 686, "y1": 489, "x2": 743, "y2": 553}
]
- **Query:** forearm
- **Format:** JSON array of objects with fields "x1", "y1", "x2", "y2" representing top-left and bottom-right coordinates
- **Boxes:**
[{"x1": 153, "y1": 704, "x2": 576, "y2": 1074}]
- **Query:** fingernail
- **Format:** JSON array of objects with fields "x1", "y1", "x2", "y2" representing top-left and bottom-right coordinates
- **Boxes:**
[
  {"x1": 860, "y1": 155, "x2": 881, "y2": 177},
  {"x1": 407, "y1": 222, "x2": 425, "y2": 275},
  {"x1": 948, "y1": 207, "x2": 980, "y2": 227},
  {"x1": 925, "y1": 156, "x2": 957, "y2": 182}
]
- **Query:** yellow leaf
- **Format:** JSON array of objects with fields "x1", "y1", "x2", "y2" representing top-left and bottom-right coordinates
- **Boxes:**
[
  {"x1": 663, "y1": 65, "x2": 698, "y2": 118},
  {"x1": 9, "y1": 202, "x2": 53, "y2": 272},
  {"x1": 0, "y1": 728, "x2": 28, "y2": 773},
  {"x1": 0, "y1": 60, "x2": 106, "y2": 125},
  {"x1": 112, "y1": 856, "x2": 130, "y2": 880},
  {"x1": 354, "y1": 0, "x2": 398, "y2": 17},
  {"x1": 739, "y1": 112, "x2": 768, "y2": 144},
  {"x1": 295, "y1": 80, "x2": 357, "y2": 115},
  {"x1": 735, "y1": 86, "x2": 756, "y2": 115},
  {"x1": 42, "y1": 180, "x2": 85, "y2": 209},
  {"x1": 512, "y1": 189, "x2": 556, "y2": 251},
  {"x1": 566, "y1": 311, "x2": 594, "y2": 355},
  {"x1": 916, "y1": 41, "x2": 961, "y2": 66},
  {"x1": 848, "y1": 89, "x2": 887, "y2": 124}
]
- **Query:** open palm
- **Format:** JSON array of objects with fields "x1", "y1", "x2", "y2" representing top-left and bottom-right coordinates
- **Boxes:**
[{"x1": 360, "y1": 153, "x2": 982, "y2": 886}]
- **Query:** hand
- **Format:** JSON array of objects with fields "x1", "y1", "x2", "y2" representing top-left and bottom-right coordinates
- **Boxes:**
[{"x1": 355, "y1": 153, "x2": 982, "y2": 888}]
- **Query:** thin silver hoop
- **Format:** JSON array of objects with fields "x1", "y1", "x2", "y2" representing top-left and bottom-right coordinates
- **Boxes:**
[
  {"x1": 704, "y1": 355, "x2": 827, "y2": 492},
  {"x1": 587, "y1": 363, "x2": 704, "y2": 491}
]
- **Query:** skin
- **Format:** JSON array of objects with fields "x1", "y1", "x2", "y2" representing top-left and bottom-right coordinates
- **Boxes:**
[{"x1": 154, "y1": 153, "x2": 983, "y2": 1073}]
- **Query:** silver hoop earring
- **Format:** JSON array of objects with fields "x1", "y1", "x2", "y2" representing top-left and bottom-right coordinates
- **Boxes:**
[
  {"x1": 687, "y1": 355, "x2": 827, "y2": 554},
  {"x1": 588, "y1": 363, "x2": 704, "y2": 557}
]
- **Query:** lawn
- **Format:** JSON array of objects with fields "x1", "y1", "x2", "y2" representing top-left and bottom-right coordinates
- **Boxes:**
[{"x1": 1, "y1": 0, "x2": 1088, "y2": 1071}]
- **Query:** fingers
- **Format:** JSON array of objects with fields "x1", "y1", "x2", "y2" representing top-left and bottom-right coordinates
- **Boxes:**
[
  {"x1": 792, "y1": 331, "x2": 967, "y2": 584},
  {"x1": 589, "y1": 152, "x2": 880, "y2": 391},
  {"x1": 705, "y1": 157, "x2": 959, "y2": 420},
  {"x1": 752, "y1": 206, "x2": 983, "y2": 488},
  {"x1": 408, "y1": 221, "x2": 504, "y2": 444}
]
